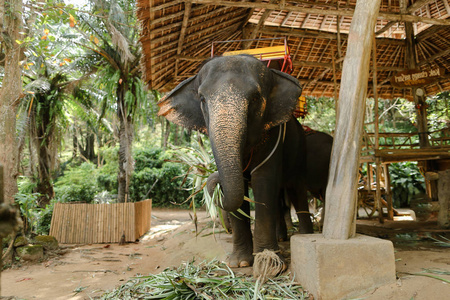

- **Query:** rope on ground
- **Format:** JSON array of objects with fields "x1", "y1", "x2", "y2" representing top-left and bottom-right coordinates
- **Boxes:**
[{"x1": 253, "y1": 249, "x2": 284, "y2": 283}]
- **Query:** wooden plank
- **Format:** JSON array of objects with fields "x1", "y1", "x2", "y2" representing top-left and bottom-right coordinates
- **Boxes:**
[
  {"x1": 323, "y1": 0, "x2": 382, "y2": 240},
  {"x1": 49, "y1": 203, "x2": 59, "y2": 238},
  {"x1": 99, "y1": 204, "x2": 103, "y2": 243},
  {"x1": 134, "y1": 202, "x2": 140, "y2": 240}
]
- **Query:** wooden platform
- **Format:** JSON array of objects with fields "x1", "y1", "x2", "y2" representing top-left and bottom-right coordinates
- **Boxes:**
[{"x1": 361, "y1": 147, "x2": 450, "y2": 163}]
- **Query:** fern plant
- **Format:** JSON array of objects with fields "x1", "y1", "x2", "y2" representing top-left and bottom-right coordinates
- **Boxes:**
[{"x1": 171, "y1": 135, "x2": 225, "y2": 226}]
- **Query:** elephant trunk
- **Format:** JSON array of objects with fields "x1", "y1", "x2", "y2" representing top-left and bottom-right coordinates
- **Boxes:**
[
  {"x1": 210, "y1": 134, "x2": 245, "y2": 212},
  {"x1": 206, "y1": 171, "x2": 220, "y2": 197},
  {"x1": 208, "y1": 91, "x2": 247, "y2": 212}
]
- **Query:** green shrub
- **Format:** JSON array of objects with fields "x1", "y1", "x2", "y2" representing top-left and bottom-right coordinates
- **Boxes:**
[
  {"x1": 97, "y1": 146, "x2": 119, "y2": 193},
  {"x1": 129, "y1": 147, "x2": 190, "y2": 206},
  {"x1": 54, "y1": 162, "x2": 99, "y2": 203},
  {"x1": 15, "y1": 192, "x2": 54, "y2": 235},
  {"x1": 129, "y1": 162, "x2": 190, "y2": 206},
  {"x1": 133, "y1": 147, "x2": 165, "y2": 170},
  {"x1": 390, "y1": 161, "x2": 426, "y2": 208}
]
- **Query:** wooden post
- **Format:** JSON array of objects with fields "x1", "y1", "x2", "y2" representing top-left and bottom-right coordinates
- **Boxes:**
[
  {"x1": 0, "y1": 164, "x2": 3, "y2": 295},
  {"x1": 372, "y1": 35, "x2": 384, "y2": 223},
  {"x1": 332, "y1": 49, "x2": 339, "y2": 122},
  {"x1": 437, "y1": 170, "x2": 450, "y2": 229},
  {"x1": 323, "y1": 0, "x2": 382, "y2": 240},
  {"x1": 384, "y1": 164, "x2": 394, "y2": 220},
  {"x1": 401, "y1": 0, "x2": 429, "y2": 148}
]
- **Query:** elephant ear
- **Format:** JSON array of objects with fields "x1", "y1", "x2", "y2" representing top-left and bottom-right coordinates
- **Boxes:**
[
  {"x1": 265, "y1": 69, "x2": 303, "y2": 130},
  {"x1": 157, "y1": 75, "x2": 207, "y2": 133}
]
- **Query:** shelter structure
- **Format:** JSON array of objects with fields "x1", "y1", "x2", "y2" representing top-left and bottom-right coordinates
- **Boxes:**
[
  {"x1": 137, "y1": 0, "x2": 450, "y2": 223},
  {"x1": 137, "y1": 0, "x2": 450, "y2": 97},
  {"x1": 137, "y1": 1, "x2": 450, "y2": 298}
]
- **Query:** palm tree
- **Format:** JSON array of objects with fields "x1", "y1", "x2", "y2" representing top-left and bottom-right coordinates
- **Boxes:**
[{"x1": 74, "y1": 0, "x2": 144, "y2": 202}]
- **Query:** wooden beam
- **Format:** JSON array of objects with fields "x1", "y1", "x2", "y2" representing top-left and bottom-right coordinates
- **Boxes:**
[
  {"x1": 188, "y1": 0, "x2": 450, "y2": 25},
  {"x1": 151, "y1": 14, "x2": 245, "y2": 45},
  {"x1": 251, "y1": 24, "x2": 405, "y2": 45},
  {"x1": 375, "y1": 21, "x2": 396, "y2": 36},
  {"x1": 444, "y1": 0, "x2": 450, "y2": 15},
  {"x1": 175, "y1": 1, "x2": 192, "y2": 76},
  {"x1": 406, "y1": 0, "x2": 436, "y2": 13},
  {"x1": 323, "y1": 0, "x2": 382, "y2": 240},
  {"x1": 416, "y1": 24, "x2": 447, "y2": 42},
  {"x1": 281, "y1": 11, "x2": 293, "y2": 26},
  {"x1": 418, "y1": 47, "x2": 450, "y2": 66},
  {"x1": 151, "y1": 6, "x2": 234, "y2": 35},
  {"x1": 244, "y1": 0, "x2": 275, "y2": 49}
]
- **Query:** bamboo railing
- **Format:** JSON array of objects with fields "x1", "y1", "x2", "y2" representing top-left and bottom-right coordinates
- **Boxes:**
[
  {"x1": 49, "y1": 199, "x2": 152, "y2": 244},
  {"x1": 361, "y1": 127, "x2": 450, "y2": 163}
]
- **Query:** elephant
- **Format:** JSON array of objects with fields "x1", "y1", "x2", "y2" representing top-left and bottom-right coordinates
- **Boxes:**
[
  {"x1": 277, "y1": 129, "x2": 334, "y2": 240},
  {"x1": 214, "y1": 129, "x2": 333, "y2": 240},
  {"x1": 158, "y1": 55, "x2": 313, "y2": 268}
]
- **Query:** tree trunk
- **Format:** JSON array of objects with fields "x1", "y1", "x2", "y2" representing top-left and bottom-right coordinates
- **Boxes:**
[
  {"x1": 35, "y1": 112, "x2": 54, "y2": 207},
  {"x1": 117, "y1": 81, "x2": 133, "y2": 203},
  {"x1": 0, "y1": 0, "x2": 23, "y2": 204},
  {"x1": 72, "y1": 125, "x2": 78, "y2": 159},
  {"x1": 163, "y1": 119, "x2": 170, "y2": 148},
  {"x1": 85, "y1": 131, "x2": 96, "y2": 161}
]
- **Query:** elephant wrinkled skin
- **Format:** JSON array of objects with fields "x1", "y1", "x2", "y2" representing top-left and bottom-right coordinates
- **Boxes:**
[{"x1": 158, "y1": 55, "x2": 313, "y2": 267}]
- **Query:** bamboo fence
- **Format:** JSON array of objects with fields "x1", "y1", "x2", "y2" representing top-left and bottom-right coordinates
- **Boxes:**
[{"x1": 49, "y1": 199, "x2": 152, "y2": 244}]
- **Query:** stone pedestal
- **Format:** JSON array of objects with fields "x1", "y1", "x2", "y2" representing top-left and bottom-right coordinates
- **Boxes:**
[{"x1": 291, "y1": 234, "x2": 396, "y2": 300}]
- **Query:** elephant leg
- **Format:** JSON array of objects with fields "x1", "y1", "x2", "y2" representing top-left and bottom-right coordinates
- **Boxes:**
[
  {"x1": 251, "y1": 171, "x2": 282, "y2": 255},
  {"x1": 287, "y1": 184, "x2": 314, "y2": 234},
  {"x1": 276, "y1": 190, "x2": 288, "y2": 242},
  {"x1": 228, "y1": 200, "x2": 253, "y2": 267}
]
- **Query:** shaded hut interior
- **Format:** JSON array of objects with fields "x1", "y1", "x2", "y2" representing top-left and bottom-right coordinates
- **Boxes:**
[{"x1": 136, "y1": 0, "x2": 450, "y2": 226}]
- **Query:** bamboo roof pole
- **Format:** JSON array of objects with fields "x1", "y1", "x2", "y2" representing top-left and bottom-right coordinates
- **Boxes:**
[
  {"x1": 372, "y1": 35, "x2": 384, "y2": 223},
  {"x1": 401, "y1": 0, "x2": 430, "y2": 148},
  {"x1": 175, "y1": 1, "x2": 192, "y2": 78},
  {"x1": 323, "y1": 0, "x2": 382, "y2": 240}
]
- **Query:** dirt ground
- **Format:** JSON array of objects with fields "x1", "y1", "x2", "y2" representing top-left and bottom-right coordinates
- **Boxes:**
[{"x1": 2, "y1": 208, "x2": 450, "y2": 300}]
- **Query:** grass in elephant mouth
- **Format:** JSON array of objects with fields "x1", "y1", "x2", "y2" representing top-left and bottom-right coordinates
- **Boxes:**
[{"x1": 98, "y1": 259, "x2": 311, "y2": 299}]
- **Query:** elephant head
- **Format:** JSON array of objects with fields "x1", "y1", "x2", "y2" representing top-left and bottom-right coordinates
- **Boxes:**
[{"x1": 158, "y1": 55, "x2": 302, "y2": 211}]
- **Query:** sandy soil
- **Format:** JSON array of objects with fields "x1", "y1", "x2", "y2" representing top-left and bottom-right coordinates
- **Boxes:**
[{"x1": 1, "y1": 208, "x2": 449, "y2": 300}]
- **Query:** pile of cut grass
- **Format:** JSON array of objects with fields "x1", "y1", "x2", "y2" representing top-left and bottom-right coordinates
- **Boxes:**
[{"x1": 100, "y1": 259, "x2": 310, "y2": 299}]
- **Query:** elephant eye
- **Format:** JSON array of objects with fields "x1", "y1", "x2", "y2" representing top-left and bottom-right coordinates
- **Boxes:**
[{"x1": 199, "y1": 95, "x2": 206, "y2": 103}]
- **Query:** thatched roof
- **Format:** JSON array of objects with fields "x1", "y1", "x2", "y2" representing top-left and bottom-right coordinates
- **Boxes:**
[{"x1": 136, "y1": 0, "x2": 450, "y2": 100}]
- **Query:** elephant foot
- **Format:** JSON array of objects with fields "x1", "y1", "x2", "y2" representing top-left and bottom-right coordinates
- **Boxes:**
[{"x1": 227, "y1": 249, "x2": 254, "y2": 268}]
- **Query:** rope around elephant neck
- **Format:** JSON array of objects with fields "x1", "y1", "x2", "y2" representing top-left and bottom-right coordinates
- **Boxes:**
[{"x1": 250, "y1": 123, "x2": 286, "y2": 175}]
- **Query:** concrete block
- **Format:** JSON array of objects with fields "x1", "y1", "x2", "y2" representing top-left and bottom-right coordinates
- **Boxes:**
[{"x1": 291, "y1": 234, "x2": 396, "y2": 300}]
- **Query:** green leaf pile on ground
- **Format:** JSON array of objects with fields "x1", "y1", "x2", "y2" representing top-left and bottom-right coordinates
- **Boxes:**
[{"x1": 99, "y1": 260, "x2": 310, "y2": 300}]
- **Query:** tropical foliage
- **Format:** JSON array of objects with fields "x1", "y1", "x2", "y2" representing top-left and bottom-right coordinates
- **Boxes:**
[{"x1": 2, "y1": 0, "x2": 449, "y2": 236}]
